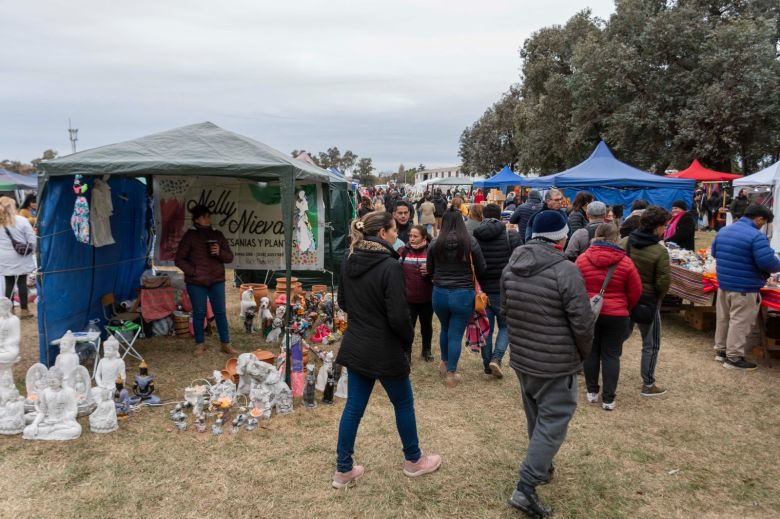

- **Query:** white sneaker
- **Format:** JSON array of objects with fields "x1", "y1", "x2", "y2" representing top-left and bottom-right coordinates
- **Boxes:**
[
  {"x1": 602, "y1": 401, "x2": 616, "y2": 411},
  {"x1": 586, "y1": 392, "x2": 599, "y2": 404}
]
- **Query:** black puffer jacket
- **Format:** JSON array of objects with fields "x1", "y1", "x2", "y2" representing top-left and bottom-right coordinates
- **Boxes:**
[
  {"x1": 567, "y1": 209, "x2": 588, "y2": 237},
  {"x1": 473, "y1": 219, "x2": 523, "y2": 294},
  {"x1": 501, "y1": 239, "x2": 594, "y2": 377},
  {"x1": 432, "y1": 195, "x2": 448, "y2": 217},
  {"x1": 509, "y1": 194, "x2": 543, "y2": 239},
  {"x1": 336, "y1": 237, "x2": 414, "y2": 379},
  {"x1": 427, "y1": 232, "x2": 487, "y2": 289}
]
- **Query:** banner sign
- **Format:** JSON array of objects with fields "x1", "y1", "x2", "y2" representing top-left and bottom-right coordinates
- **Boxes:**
[{"x1": 154, "y1": 176, "x2": 324, "y2": 270}]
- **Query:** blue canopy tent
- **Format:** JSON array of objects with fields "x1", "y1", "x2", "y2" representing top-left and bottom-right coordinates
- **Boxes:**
[
  {"x1": 0, "y1": 168, "x2": 38, "y2": 190},
  {"x1": 521, "y1": 141, "x2": 695, "y2": 208},
  {"x1": 472, "y1": 165, "x2": 525, "y2": 191}
]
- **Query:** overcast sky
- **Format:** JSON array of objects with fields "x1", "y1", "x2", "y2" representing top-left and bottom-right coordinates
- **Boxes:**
[{"x1": 1, "y1": 0, "x2": 616, "y2": 172}]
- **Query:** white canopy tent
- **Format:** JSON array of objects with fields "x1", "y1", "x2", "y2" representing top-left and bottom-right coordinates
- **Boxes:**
[{"x1": 732, "y1": 160, "x2": 780, "y2": 250}]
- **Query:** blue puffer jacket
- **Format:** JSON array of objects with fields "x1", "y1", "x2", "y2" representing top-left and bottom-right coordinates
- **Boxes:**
[{"x1": 711, "y1": 217, "x2": 780, "y2": 293}]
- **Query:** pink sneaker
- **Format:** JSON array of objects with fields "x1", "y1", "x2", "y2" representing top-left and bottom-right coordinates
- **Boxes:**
[
  {"x1": 332, "y1": 465, "x2": 365, "y2": 489},
  {"x1": 403, "y1": 454, "x2": 442, "y2": 477}
]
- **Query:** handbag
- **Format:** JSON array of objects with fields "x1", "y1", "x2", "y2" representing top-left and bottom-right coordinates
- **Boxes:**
[
  {"x1": 469, "y1": 252, "x2": 489, "y2": 313},
  {"x1": 590, "y1": 263, "x2": 618, "y2": 317},
  {"x1": 4, "y1": 227, "x2": 32, "y2": 256},
  {"x1": 626, "y1": 239, "x2": 657, "y2": 324}
]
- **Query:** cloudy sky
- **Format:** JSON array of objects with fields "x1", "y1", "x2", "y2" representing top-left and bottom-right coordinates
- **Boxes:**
[{"x1": 1, "y1": 0, "x2": 615, "y2": 171}]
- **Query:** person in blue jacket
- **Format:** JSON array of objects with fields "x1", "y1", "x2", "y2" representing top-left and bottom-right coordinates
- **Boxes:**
[{"x1": 711, "y1": 204, "x2": 780, "y2": 370}]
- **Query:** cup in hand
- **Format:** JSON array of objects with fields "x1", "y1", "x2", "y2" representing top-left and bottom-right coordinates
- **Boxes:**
[{"x1": 207, "y1": 239, "x2": 219, "y2": 257}]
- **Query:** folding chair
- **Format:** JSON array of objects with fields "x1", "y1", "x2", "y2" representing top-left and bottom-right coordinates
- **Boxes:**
[{"x1": 101, "y1": 293, "x2": 144, "y2": 362}]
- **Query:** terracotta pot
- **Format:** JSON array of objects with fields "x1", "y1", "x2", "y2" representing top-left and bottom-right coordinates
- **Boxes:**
[
  {"x1": 253, "y1": 349, "x2": 276, "y2": 365},
  {"x1": 311, "y1": 284, "x2": 328, "y2": 295},
  {"x1": 224, "y1": 357, "x2": 239, "y2": 384},
  {"x1": 239, "y1": 283, "x2": 269, "y2": 305}
]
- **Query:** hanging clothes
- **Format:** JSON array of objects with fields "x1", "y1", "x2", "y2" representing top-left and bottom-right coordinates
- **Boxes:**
[
  {"x1": 71, "y1": 175, "x2": 90, "y2": 244},
  {"x1": 90, "y1": 178, "x2": 115, "y2": 247}
]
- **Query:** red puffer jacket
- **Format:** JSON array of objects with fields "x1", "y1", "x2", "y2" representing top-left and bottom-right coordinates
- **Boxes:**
[
  {"x1": 576, "y1": 242, "x2": 642, "y2": 317},
  {"x1": 399, "y1": 243, "x2": 433, "y2": 304}
]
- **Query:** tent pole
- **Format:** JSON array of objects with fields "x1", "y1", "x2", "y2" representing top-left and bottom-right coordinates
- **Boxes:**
[{"x1": 283, "y1": 170, "x2": 295, "y2": 388}]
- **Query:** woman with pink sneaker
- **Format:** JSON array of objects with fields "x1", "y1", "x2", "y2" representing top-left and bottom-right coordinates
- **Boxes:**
[{"x1": 332, "y1": 211, "x2": 441, "y2": 489}]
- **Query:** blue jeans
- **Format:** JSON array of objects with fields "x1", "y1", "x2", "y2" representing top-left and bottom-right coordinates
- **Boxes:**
[
  {"x1": 482, "y1": 292, "x2": 508, "y2": 373},
  {"x1": 186, "y1": 282, "x2": 230, "y2": 344},
  {"x1": 432, "y1": 286, "x2": 474, "y2": 372},
  {"x1": 336, "y1": 370, "x2": 421, "y2": 472},
  {"x1": 424, "y1": 223, "x2": 433, "y2": 235}
]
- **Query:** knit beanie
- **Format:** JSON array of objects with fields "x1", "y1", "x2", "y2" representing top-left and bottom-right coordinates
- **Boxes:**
[{"x1": 531, "y1": 210, "x2": 569, "y2": 242}]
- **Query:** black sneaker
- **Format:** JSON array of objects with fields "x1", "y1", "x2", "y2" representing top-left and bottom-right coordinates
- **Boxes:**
[
  {"x1": 723, "y1": 357, "x2": 758, "y2": 371},
  {"x1": 421, "y1": 350, "x2": 434, "y2": 362},
  {"x1": 714, "y1": 350, "x2": 727, "y2": 362},
  {"x1": 508, "y1": 484, "x2": 552, "y2": 518},
  {"x1": 538, "y1": 464, "x2": 555, "y2": 486}
]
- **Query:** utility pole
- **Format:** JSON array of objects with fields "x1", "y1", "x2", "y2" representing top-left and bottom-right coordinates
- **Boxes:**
[{"x1": 68, "y1": 118, "x2": 78, "y2": 153}]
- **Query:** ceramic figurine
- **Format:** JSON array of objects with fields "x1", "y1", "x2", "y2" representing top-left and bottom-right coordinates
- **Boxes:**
[
  {"x1": 334, "y1": 365, "x2": 348, "y2": 399},
  {"x1": 302, "y1": 362, "x2": 317, "y2": 409},
  {"x1": 95, "y1": 336, "x2": 126, "y2": 391},
  {"x1": 23, "y1": 367, "x2": 82, "y2": 441},
  {"x1": 66, "y1": 365, "x2": 96, "y2": 417},
  {"x1": 259, "y1": 297, "x2": 273, "y2": 333},
  {"x1": 269, "y1": 371, "x2": 293, "y2": 415},
  {"x1": 249, "y1": 383, "x2": 272, "y2": 420},
  {"x1": 194, "y1": 414, "x2": 206, "y2": 433},
  {"x1": 0, "y1": 297, "x2": 20, "y2": 366},
  {"x1": 245, "y1": 417, "x2": 258, "y2": 431},
  {"x1": 316, "y1": 351, "x2": 334, "y2": 392},
  {"x1": 88, "y1": 387, "x2": 118, "y2": 433},
  {"x1": 184, "y1": 385, "x2": 207, "y2": 417},
  {"x1": 236, "y1": 354, "x2": 293, "y2": 416},
  {"x1": 130, "y1": 360, "x2": 160, "y2": 405},
  {"x1": 266, "y1": 317, "x2": 283, "y2": 343},
  {"x1": 114, "y1": 376, "x2": 131, "y2": 417},
  {"x1": 239, "y1": 288, "x2": 257, "y2": 319},
  {"x1": 24, "y1": 363, "x2": 48, "y2": 412},
  {"x1": 322, "y1": 366, "x2": 335, "y2": 405},
  {"x1": 0, "y1": 369, "x2": 24, "y2": 435},
  {"x1": 54, "y1": 331, "x2": 81, "y2": 383}
]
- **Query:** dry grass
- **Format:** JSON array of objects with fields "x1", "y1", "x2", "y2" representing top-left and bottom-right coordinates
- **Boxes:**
[{"x1": 2, "y1": 233, "x2": 779, "y2": 519}]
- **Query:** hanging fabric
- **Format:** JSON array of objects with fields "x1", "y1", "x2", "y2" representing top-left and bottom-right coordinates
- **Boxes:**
[
  {"x1": 91, "y1": 177, "x2": 115, "y2": 247},
  {"x1": 70, "y1": 175, "x2": 90, "y2": 244}
]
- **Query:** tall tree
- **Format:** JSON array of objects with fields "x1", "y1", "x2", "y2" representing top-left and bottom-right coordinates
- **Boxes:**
[{"x1": 355, "y1": 157, "x2": 376, "y2": 185}]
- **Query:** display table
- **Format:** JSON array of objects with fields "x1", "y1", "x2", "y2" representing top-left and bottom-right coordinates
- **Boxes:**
[
  {"x1": 667, "y1": 265, "x2": 716, "y2": 305},
  {"x1": 138, "y1": 287, "x2": 213, "y2": 321}
]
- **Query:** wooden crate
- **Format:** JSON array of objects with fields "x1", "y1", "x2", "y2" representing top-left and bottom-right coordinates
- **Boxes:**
[{"x1": 683, "y1": 306, "x2": 716, "y2": 331}]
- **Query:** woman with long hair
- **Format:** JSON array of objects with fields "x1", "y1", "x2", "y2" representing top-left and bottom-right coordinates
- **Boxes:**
[
  {"x1": 576, "y1": 223, "x2": 642, "y2": 410},
  {"x1": 18, "y1": 194, "x2": 37, "y2": 226},
  {"x1": 427, "y1": 208, "x2": 486, "y2": 387},
  {"x1": 334, "y1": 211, "x2": 441, "y2": 488},
  {"x1": 0, "y1": 197, "x2": 36, "y2": 318},
  {"x1": 399, "y1": 224, "x2": 434, "y2": 362},
  {"x1": 567, "y1": 191, "x2": 594, "y2": 236},
  {"x1": 465, "y1": 203, "x2": 484, "y2": 234},
  {"x1": 357, "y1": 196, "x2": 373, "y2": 218}
]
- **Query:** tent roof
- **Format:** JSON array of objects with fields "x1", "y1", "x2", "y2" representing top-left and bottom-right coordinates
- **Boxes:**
[
  {"x1": 0, "y1": 168, "x2": 37, "y2": 189},
  {"x1": 473, "y1": 166, "x2": 525, "y2": 189},
  {"x1": 666, "y1": 160, "x2": 741, "y2": 181},
  {"x1": 523, "y1": 141, "x2": 694, "y2": 189},
  {"x1": 421, "y1": 176, "x2": 474, "y2": 186},
  {"x1": 38, "y1": 122, "x2": 331, "y2": 182},
  {"x1": 733, "y1": 159, "x2": 780, "y2": 187}
]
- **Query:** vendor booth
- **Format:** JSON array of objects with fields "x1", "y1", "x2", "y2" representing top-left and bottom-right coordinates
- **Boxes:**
[
  {"x1": 521, "y1": 141, "x2": 695, "y2": 209},
  {"x1": 472, "y1": 166, "x2": 525, "y2": 191},
  {"x1": 35, "y1": 122, "x2": 333, "y2": 366},
  {"x1": 734, "y1": 159, "x2": 780, "y2": 250},
  {"x1": 666, "y1": 160, "x2": 742, "y2": 182}
]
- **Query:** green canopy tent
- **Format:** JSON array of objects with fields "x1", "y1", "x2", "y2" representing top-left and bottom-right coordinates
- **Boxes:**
[{"x1": 36, "y1": 121, "x2": 332, "y2": 384}]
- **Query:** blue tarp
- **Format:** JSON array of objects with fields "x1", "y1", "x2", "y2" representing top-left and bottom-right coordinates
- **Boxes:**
[
  {"x1": 36, "y1": 176, "x2": 149, "y2": 366},
  {"x1": 521, "y1": 141, "x2": 695, "y2": 209},
  {"x1": 473, "y1": 166, "x2": 525, "y2": 190}
]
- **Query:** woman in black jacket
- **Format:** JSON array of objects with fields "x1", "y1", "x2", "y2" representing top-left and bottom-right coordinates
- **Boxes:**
[
  {"x1": 567, "y1": 191, "x2": 594, "y2": 237},
  {"x1": 333, "y1": 212, "x2": 441, "y2": 489},
  {"x1": 428, "y1": 208, "x2": 487, "y2": 387}
]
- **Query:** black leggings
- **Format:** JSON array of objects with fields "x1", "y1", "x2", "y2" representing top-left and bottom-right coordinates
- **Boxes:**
[
  {"x1": 408, "y1": 301, "x2": 433, "y2": 353},
  {"x1": 5, "y1": 275, "x2": 28, "y2": 310},
  {"x1": 584, "y1": 315, "x2": 630, "y2": 404}
]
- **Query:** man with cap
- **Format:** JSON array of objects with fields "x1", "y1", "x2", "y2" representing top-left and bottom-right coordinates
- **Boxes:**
[
  {"x1": 664, "y1": 200, "x2": 696, "y2": 251},
  {"x1": 501, "y1": 210, "x2": 594, "y2": 517},
  {"x1": 711, "y1": 204, "x2": 780, "y2": 370},
  {"x1": 565, "y1": 201, "x2": 607, "y2": 261}
]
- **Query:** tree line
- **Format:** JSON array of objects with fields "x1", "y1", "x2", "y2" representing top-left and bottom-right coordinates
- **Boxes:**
[
  {"x1": 292, "y1": 147, "x2": 426, "y2": 186},
  {"x1": 2, "y1": 149, "x2": 59, "y2": 174},
  {"x1": 459, "y1": 0, "x2": 780, "y2": 177}
]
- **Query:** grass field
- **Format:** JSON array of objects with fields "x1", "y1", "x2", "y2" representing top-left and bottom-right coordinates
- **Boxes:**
[{"x1": 1, "y1": 233, "x2": 779, "y2": 518}]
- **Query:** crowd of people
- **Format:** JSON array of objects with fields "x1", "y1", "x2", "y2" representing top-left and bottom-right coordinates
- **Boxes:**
[{"x1": 334, "y1": 184, "x2": 780, "y2": 517}]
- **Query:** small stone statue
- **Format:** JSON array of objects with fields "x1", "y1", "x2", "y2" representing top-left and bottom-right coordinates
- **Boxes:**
[
  {"x1": 130, "y1": 361, "x2": 160, "y2": 405},
  {"x1": 266, "y1": 371, "x2": 293, "y2": 415},
  {"x1": 322, "y1": 366, "x2": 335, "y2": 405},
  {"x1": 89, "y1": 387, "x2": 118, "y2": 433},
  {"x1": 239, "y1": 289, "x2": 257, "y2": 319},
  {"x1": 0, "y1": 297, "x2": 20, "y2": 366},
  {"x1": 266, "y1": 317, "x2": 283, "y2": 343},
  {"x1": 316, "y1": 351, "x2": 334, "y2": 392},
  {"x1": 334, "y1": 365, "x2": 348, "y2": 399},
  {"x1": 54, "y1": 331, "x2": 81, "y2": 384},
  {"x1": 23, "y1": 367, "x2": 82, "y2": 441},
  {"x1": 24, "y1": 363, "x2": 49, "y2": 413},
  {"x1": 249, "y1": 383, "x2": 272, "y2": 420},
  {"x1": 95, "y1": 336, "x2": 126, "y2": 391},
  {"x1": 0, "y1": 369, "x2": 24, "y2": 435},
  {"x1": 65, "y1": 365, "x2": 96, "y2": 416},
  {"x1": 114, "y1": 376, "x2": 131, "y2": 417},
  {"x1": 302, "y1": 362, "x2": 317, "y2": 409},
  {"x1": 259, "y1": 297, "x2": 273, "y2": 334}
]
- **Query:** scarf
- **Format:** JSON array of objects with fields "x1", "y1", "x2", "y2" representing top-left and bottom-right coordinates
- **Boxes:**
[
  {"x1": 465, "y1": 309, "x2": 490, "y2": 351},
  {"x1": 664, "y1": 212, "x2": 684, "y2": 240}
]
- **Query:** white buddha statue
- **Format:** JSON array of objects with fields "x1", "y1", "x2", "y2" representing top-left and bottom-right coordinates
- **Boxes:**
[
  {"x1": 94, "y1": 336, "x2": 126, "y2": 391},
  {"x1": 23, "y1": 367, "x2": 82, "y2": 441},
  {"x1": 54, "y1": 331, "x2": 81, "y2": 383},
  {"x1": 65, "y1": 365, "x2": 95, "y2": 416},
  {"x1": 0, "y1": 369, "x2": 24, "y2": 435},
  {"x1": 89, "y1": 387, "x2": 118, "y2": 434},
  {"x1": 24, "y1": 363, "x2": 49, "y2": 412},
  {"x1": 0, "y1": 297, "x2": 20, "y2": 367}
]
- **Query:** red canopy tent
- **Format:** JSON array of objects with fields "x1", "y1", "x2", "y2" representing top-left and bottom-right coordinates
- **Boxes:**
[{"x1": 667, "y1": 159, "x2": 742, "y2": 181}]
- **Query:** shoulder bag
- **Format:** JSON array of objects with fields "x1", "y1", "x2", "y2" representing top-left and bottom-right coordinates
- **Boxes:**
[
  {"x1": 590, "y1": 264, "x2": 617, "y2": 317},
  {"x1": 4, "y1": 227, "x2": 32, "y2": 256},
  {"x1": 626, "y1": 239, "x2": 657, "y2": 324},
  {"x1": 469, "y1": 252, "x2": 489, "y2": 313}
]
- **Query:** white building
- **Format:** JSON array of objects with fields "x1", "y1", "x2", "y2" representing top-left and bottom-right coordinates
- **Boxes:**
[{"x1": 414, "y1": 165, "x2": 463, "y2": 184}]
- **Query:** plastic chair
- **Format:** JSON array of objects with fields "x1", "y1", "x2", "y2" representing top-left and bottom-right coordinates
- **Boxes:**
[{"x1": 101, "y1": 293, "x2": 144, "y2": 361}]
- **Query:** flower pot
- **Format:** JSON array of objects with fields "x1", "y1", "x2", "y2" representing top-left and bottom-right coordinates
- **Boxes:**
[
  {"x1": 239, "y1": 283, "x2": 268, "y2": 305},
  {"x1": 253, "y1": 349, "x2": 276, "y2": 365},
  {"x1": 311, "y1": 284, "x2": 328, "y2": 295}
]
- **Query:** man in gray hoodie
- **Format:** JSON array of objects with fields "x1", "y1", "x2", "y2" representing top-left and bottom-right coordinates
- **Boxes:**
[{"x1": 501, "y1": 210, "x2": 594, "y2": 518}]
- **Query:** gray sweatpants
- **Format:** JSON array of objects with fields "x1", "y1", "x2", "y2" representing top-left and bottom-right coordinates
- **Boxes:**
[{"x1": 515, "y1": 370, "x2": 578, "y2": 487}]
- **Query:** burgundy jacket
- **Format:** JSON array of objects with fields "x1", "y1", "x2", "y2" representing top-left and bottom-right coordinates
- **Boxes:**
[
  {"x1": 399, "y1": 243, "x2": 433, "y2": 304},
  {"x1": 575, "y1": 242, "x2": 642, "y2": 317},
  {"x1": 175, "y1": 225, "x2": 234, "y2": 287}
]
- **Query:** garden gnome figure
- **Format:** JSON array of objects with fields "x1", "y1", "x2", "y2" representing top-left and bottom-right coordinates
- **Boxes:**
[
  {"x1": 23, "y1": 367, "x2": 82, "y2": 441},
  {"x1": 95, "y1": 336, "x2": 126, "y2": 391},
  {"x1": 89, "y1": 387, "x2": 118, "y2": 433},
  {"x1": 0, "y1": 369, "x2": 24, "y2": 435}
]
